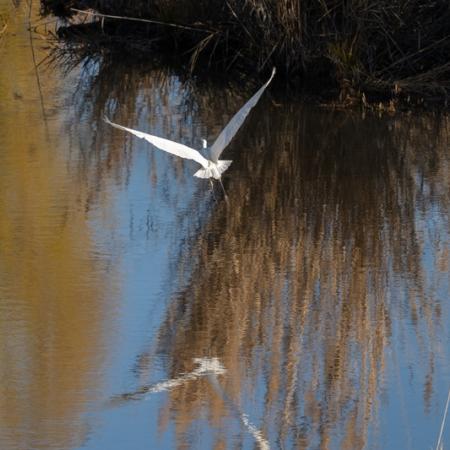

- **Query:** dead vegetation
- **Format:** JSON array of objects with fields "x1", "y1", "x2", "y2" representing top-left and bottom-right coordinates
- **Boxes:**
[{"x1": 41, "y1": 0, "x2": 450, "y2": 104}]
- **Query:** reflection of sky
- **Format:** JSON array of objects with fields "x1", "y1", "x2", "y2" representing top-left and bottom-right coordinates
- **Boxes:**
[
  {"x1": 88, "y1": 141, "x2": 197, "y2": 354},
  {"x1": 70, "y1": 71, "x2": 450, "y2": 449},
  {"x1": 375, "y1": 204, "x2": 450, "y2": 450},
  {"x1": 3, "y1": 3, "x2": 446, "y2": 448},
  {"x1": 78, "y1": 116, "x2": 211, "y2": 449},
  {"x1": 81, "y1": 130, "x2": 450, "y2": 449}
]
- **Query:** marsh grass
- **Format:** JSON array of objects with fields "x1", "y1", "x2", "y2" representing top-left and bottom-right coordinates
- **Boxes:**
[
  {"x1": 42, "y1": 0, "x2": 450, "y2": 100},
  {"x1": 42, "y1": 0, "x2": 450, "y2": 104},
  {"x1": 41, "y1": 0, "x2": 450, "y2": 101}
]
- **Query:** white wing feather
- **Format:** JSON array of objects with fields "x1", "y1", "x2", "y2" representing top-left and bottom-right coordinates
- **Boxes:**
[
  {"x1": 209, "y1": 67, "x2": 276, "y2": 163},
  {"x1": 104, "y1": 117, "x2": 209, "y2": 169}
]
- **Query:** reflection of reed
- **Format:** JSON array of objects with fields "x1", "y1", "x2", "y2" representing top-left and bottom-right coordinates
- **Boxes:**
[
  {"x1": 110, "y1": 356, "x2": 271, "y2": 448},
  {"x1": 0, "y1": 5, "x2": 112, "y2": 450},
  {"x1": 147, "y1": 107, "x2": 450, "y2": 448},
  {"x1": 58, "y1": 52, "x2": 448, "y2": 448},
  {"x1": 66, "y1": 60, "x2": 205, "y2": 207},
  {"x1": 109, "y1": 357, "x2": 225, "y2": 404},
  {"x1": 66, "y1": 55, "x2": 272, "y2": 198}
]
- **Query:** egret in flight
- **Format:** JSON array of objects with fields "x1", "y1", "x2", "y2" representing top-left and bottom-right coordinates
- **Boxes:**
[{"x1": 104, "y1": 67, "x2": 276, "y2": 190}]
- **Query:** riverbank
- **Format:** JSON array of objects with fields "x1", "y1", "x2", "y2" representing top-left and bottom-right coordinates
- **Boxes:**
[{"x1": 42, "y1": 0, "x2": 450, "y2": 108}]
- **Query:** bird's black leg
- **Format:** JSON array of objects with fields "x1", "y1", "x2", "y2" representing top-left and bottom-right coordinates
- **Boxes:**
[
  {"x1": 209, "y1": 178, "x2": 217, "y2": 202},
  {"x1": 218, "y1": 177, "x2": 229, "y2": 202}
]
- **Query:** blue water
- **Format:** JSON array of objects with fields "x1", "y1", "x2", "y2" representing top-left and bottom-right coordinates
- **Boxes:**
[{"x1": 0, "y1": 5, "x2": 449, "y2": 450}]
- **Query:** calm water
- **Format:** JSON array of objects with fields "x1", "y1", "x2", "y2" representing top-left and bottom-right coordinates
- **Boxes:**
[{"x1": 1, "y1": 4, "x2": 449, "y2": 450}]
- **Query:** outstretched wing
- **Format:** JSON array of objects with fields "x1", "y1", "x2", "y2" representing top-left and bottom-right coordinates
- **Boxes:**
[
  {"x1": 209, "y1": 67, "x2": 276, "y2": 163},
  {"x1": 104, "y1": 116, "x2": 209, "y2": 169}
]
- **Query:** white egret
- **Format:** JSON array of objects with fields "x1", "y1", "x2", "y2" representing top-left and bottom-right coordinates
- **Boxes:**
[{"x1": 104, "y1": 67, "x2": 276, "y2": 187}]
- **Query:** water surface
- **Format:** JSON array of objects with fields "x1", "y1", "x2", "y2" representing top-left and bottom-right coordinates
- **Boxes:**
[{"x1": 0, "y1": 4, "x2": 449, "y2": 450}]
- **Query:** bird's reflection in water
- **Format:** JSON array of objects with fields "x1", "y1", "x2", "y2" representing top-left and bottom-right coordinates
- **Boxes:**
[
  {"x1": 129, "y1": 106, "x2": 448, "y2": 449},
  {"x1": 109, "y1": 357, "x2": 226, "y2": 404},
  {"x1": 74, "y1": 60, "x2": 449, "y2": 449},
  {"x1": 109, "y1": 357, "x2": 270, "y2": 449}
]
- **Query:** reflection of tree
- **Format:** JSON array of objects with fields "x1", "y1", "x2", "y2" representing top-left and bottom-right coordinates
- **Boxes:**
[{"x1": 147, "y1": 107, "x2": 449, "y2": 449}]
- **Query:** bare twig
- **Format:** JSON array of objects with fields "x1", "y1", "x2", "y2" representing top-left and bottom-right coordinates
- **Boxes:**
[
  {"x1": 39, "y1": 0, "x2": 450, "y2": 102},
  {"x1": 70, "y1": 8, "x2": 213, "y2": 34},
  {"x1": 188, "y1": 31, "x2": 218, "y2": 73},
  {"x1": 376, "y1": 36, "x2": 450, "y2": 78}
]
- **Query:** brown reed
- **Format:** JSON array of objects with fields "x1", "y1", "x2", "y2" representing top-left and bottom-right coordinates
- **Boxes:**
[{"x1": 41, "y1": 0, "x2": 450, "y2": 103}]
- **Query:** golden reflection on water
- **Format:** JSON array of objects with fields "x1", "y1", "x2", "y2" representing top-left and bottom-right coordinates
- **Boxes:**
[
  {"x1": 0, "y1": 4, "x2": 113, "y2": 449},
  {"x1": 75, "y1": 55, "x2": 450, "y2": 449},
  {"x1": 147, "y1": 107, "x2": 449, "y2": 448},
  {"x1": 0, "y1": 5, "x2": 449, "y2": 449}
]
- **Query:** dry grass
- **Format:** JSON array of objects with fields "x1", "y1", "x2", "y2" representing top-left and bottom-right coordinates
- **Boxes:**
[{"x1": 41, "y1": 0, "x2": 450, "y2": 102}]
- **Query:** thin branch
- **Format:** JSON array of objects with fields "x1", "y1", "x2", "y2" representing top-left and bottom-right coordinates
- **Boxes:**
[
  {"x1": 375, "y1": 35, "x2": 450, "y2": 78},
  {"x1": 70, "y1": 8, "x2": 214, "y2": 34}
]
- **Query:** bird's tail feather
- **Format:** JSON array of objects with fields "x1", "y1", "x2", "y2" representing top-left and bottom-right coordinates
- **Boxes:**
[
  {"x1": 194, "y1": 160, "x2": 232, "y2": 179},
  {"x1": 217, "y1": 160, "x2": 232, "y2": 175},
  {"x1": 193, "y1": 168, "x2": 211, "y2": 179}
]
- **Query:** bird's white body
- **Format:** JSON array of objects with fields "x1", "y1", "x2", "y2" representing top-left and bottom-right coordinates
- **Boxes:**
[{"x1": 104, "y1": 67, "x2": 275, "y2": 182}]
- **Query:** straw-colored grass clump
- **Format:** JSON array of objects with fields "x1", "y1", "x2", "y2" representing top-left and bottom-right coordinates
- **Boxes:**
[{"x1": 44, "y1": 1, "x2": 450, "y2": 103}]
